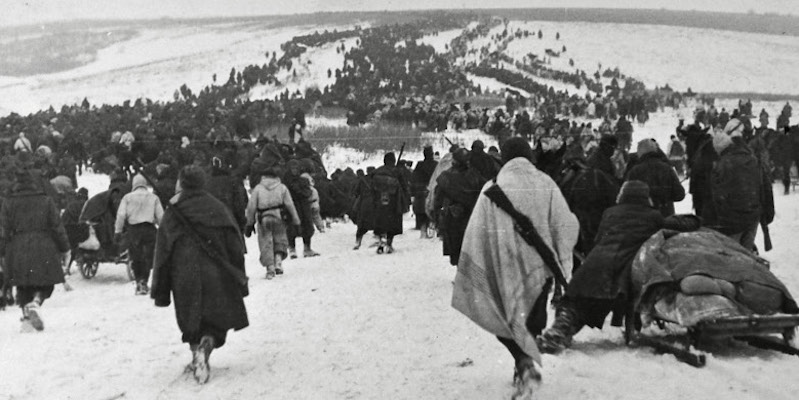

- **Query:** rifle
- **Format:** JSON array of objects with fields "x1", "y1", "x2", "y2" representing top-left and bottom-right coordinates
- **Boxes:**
[
  {"x1": 396, "y1": 142, "x2": 406, "y2": 167},
  {"x1": 131, "y1": 159, "x2": 248, "y2": 288},
  {"x1": 442, "y1": 134, "x2": 454, "y2": 146}
]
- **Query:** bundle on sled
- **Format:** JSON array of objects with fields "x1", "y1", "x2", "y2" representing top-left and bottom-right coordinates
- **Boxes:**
[{"x1": 627, "y1": 229, "x2": 799, "y2": 367}]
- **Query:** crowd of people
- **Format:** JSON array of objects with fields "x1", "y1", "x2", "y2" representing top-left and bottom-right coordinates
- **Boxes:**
[{"x1": 1, "y1": 12, "x2": 798, "y2": 397}]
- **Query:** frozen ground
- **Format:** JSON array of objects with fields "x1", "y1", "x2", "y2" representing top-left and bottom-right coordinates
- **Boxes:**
[{"x1": 1, "y1": 169, "x2": 799, "y2": 399}]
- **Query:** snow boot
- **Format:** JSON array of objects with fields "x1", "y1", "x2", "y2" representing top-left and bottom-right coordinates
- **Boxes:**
[
  {"x1": 353, "y1": 235, "x2": 363, "y2": 250},
  {"x1": 536, "y1": 302, "x2": 583, "y2": 354},
  {"x1": 288, "y1": 247, "x2": 297, "y2": 259},
  {"x1": 426, "y1": 224, "x2": 436, "y2": 239},
  {"x1": 135, "y1": 281, "x2": 149, "y2": 296},
  {"x1": 193, "y1": 335, "x2": 214, "y2": 384},
  {"x1": 265, "y1": 270, "x2": 275, "y2": 280},
  {"x1": 25, "y1": 301, "x2": 44, "y2": 331},
  {"x1": 303, "y1": 248, "x2": 320, "y2": 258},
  {"x1": 511, "y1": 357, "x2": 541, "y2": 400},
  {"x1": 376, "y1": 236, "x2": 387, "y2": 254},
  {"x1": 184, "y1": 344, "x2": 199, "y2": 374}
]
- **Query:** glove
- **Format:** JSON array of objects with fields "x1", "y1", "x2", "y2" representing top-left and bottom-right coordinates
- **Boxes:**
[{"x1": 244, "y1": 225, "x2": 254, "y2": 238}]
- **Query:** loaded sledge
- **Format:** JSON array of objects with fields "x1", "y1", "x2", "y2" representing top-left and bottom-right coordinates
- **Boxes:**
[{"x1": 624, "y1": 229, "x2": 799, "y2": 367}]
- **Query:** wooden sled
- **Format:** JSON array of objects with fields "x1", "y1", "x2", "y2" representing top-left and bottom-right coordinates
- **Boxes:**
[{"x1": 626, "y1": 312, "x2": 799, "y2": 367}]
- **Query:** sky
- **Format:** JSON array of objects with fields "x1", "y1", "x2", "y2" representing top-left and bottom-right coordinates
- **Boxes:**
[{"x1": 1, "y1": 0, "x2": 797, "y2": 27}]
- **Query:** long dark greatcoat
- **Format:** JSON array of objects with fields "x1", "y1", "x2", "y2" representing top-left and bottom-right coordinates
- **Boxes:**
[
  {"x1": 151, "y1": 190, "x2": 249, "y2": 345},
  {"x1": 351, "y1": 175, "x2": 375, "y2": 231},
  {"x1": 0, "y1": 185, "x2": 69, "y2": 287},
  {"x1": 371, "y1": 165, "x2": 409, "y2": 236},
  {"x1": 433, "y1": 166, "x2": 484, "y2": 265}
]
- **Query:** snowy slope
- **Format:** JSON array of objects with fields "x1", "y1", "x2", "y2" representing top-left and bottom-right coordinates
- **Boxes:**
[
  {"x1": 0, "y1": 22, "x2": 352, "y2": 115},
  {"x1": 503, "y1": 20, "x2": 799, "y2": 95}
]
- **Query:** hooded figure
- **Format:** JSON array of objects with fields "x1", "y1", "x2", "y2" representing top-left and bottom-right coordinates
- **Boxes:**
[
  {"x1": 452, "y1": 137, "x2": 579, "y2": 395},
  {"x1": 625, "y1": 139, "x2": 685, "y2": 217},
  {"x1": 468, "y1": 140, "x2": 501, "y2": 181},
  {"x1": 115, "y1": 174, "x2": 164, "y2": 295},
  {"x1": 244, "y1": 168, "x2": 300, "y2": 279},
  {"x1": 705, "y1": 119, "x2": 763, "y2": 251},
  {"x1": 433, "y1": 148, "x2": 485, "y2": 265},
  {"x1": 151, "y1": 166, "x2": 249, "y2": 384},
  {"x1": 0, "y1": 168, "x2": 70, "y2": 330}
]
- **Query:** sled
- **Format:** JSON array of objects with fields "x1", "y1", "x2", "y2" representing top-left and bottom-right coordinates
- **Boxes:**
[
  {"x1": 625, "y1": 229, "x2": 799, "y2": 367},
  {"x1": 627, "y1": 313, "x2": 799, "y2": 368}
]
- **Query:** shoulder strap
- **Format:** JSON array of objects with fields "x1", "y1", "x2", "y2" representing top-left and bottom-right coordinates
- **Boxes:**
[{"x1": 483, "y1": 184, "x2": 568, "y2": 287}]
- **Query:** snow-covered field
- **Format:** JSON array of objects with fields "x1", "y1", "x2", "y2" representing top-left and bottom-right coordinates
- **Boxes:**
[
  {"x1": 2, "y1": 14, "x2": 799, "y2": 400},
  {"x1": 503, "y1": 20, "x2": 799, "y2": 95},
  {"x1": 0, "y1": 22, "x2": 353, "y2": 115},
  {"x1": 2, "y1": 171, "x2": 799, "y2": 400}
]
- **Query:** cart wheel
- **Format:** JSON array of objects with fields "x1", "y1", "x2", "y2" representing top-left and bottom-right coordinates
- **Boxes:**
[
  {"x1": 79, "y1": 260, "x2": 99, "y2": 279},
  {"x1": 126, "y1": 258, "x2": 135, "y2": 281}
]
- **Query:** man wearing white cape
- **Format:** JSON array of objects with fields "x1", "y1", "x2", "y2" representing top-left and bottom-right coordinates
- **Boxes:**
[{"x1": 452, "y1": 137, "x2": 578, "y2": 397}]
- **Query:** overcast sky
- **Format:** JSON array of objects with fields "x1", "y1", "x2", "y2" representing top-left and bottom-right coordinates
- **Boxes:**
[{"x1": 2, "y1": 0, "x2": 797, "y2": 27}]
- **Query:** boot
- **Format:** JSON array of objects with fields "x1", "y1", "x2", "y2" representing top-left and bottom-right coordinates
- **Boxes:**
[
  {"x1": 303, "y1": 247, "x2": 320, "y2": 258},
  {"x1": 353, "y1": 235, "x2": 363, "y2": 250},
  {"x1": 265, "y1": 269, "x2": 275, "y2": 280},
  {"x1": 288, "y1": 247, "x2": 297, "y2": 259},
  {"x1": 25, "y1": 300, "x2": 44, "y2": 331},
  {"x1": 376, "y1": 235, "x2": 387, "y2": 254},
  {"x1": 185, "y1": 344, "x2": 199, "y2": 373},
  {"x1": 135, "y1": 281, "x2": 149, "y2": 296},
  {"x1": 536, "y1": 302, "x2": 583, "y2": 354},
  {"x1": 275, "y1": 257, "x2": 284, "y2": 275},
  {"x1": 419, "y1": 223, "x2": 429, "y2": 239},
  {"x1": 193, "y1": 335, "x2": 214, "y2": 384},
  {"x1": 511, "y1": 357, "x2": 541, "y2": 400}
]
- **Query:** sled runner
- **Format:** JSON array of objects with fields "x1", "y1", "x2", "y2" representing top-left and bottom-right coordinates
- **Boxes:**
[
  {"x1": 624, "y1": 229, "x2": 799, "y2": 367},
  {"x1": 628, "y1": 314, "x2": 799, "y2": 368}
]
